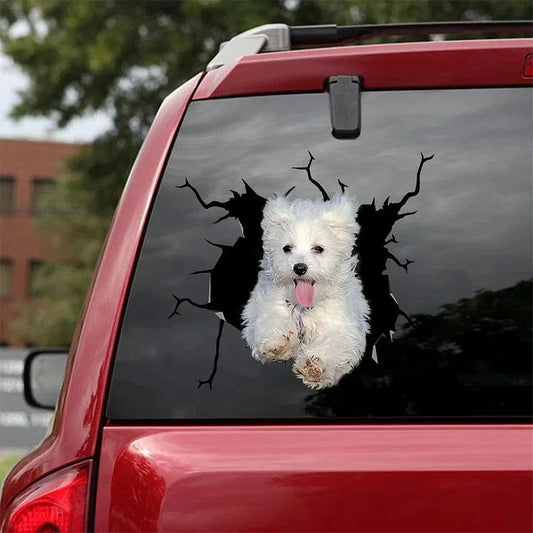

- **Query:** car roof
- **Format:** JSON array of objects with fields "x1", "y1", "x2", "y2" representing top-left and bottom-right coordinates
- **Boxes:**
[
  {"x1": 195, "y1": 38, "x2": 533, "y2": 99},
  {"x1": 207, "y1": 21, "x2": 533, "y2": 71}
]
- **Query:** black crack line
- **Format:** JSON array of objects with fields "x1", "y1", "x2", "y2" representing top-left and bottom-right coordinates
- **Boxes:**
[
  {"x1": 198, "y1": 318, "x2": 225, "y2": 390},
  {"x1": 387, "y1": 252, "x2": 414, "y2": 272},
  {"x1": 292, "y1": 151, "x2": 330, "y2": 202},
  {"x1": 396, "y1": 153, "x2": 434, "y2": 212},
  {"x1": 284, "y1": 185, "x2": 296, "y2": 197},
  {"x1": 168, "y1": 295, "x2": 212, "y2": 319},
  {"x1": 338, "y1": 179, "x2": 349, "y2": 193},
  {"x1": 176, "y1": 178, "x2": 226, "y2": 210}
]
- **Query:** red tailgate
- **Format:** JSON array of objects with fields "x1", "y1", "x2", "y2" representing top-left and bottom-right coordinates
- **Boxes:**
[
  {"x1": 93, "y1": 39, "x2": 532, "y2": 532},
  {"x1": 94, "y1": 425, "x2": 532, "y2": 532}
]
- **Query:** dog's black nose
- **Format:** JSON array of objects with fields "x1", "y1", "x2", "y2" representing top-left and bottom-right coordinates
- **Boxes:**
[{"x1": 293, "y1": 263, "x2": 307, "y2": 276}]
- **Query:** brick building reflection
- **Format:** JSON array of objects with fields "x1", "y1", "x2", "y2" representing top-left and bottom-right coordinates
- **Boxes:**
[{"x1": 0, "y1": 139, "x2": 83, "y2": 346}]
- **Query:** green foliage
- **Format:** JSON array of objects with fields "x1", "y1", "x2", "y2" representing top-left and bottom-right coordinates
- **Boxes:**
[
  {"x1": 1, "y1": 0, "x2": 530, "y2": 345},
  {"x1": 405, "y1": 280, "x2": 533, "y2": 359},
  {"x1": 0, "y1": 455, "x2": 21, "y2": 485},
  {"x1": 304, "y1": 279, "x2": 532, "y2": 418},
  {"x1": 11, "y1": 175, "x2": 110, "y2": 346}
]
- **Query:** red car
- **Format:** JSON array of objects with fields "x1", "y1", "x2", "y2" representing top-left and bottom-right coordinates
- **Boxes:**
[{"x1": 2, "y1": 21, "x2": 532, "y2": 532}]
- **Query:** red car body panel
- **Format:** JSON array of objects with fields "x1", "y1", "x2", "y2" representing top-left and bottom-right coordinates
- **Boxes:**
[
  {"x1": 194, "y1": 39, "x2": 533, "y2": 100},
  {"x1": 94, "y1": 425, "x2": 533, "y2": 532},
  {"x1": 2, "y1": 37, "x2": 532, "y2": 531},
  {"x1": 0, "y1": 73, "x2": 203, "y2": 513}
]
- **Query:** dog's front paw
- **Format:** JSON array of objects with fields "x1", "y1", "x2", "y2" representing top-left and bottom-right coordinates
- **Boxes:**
[
  {"x1": 292, "y1": 356, "x2": 329, "y2": 389},
  {"x1": 259, "y1": 331, "x2": 296, "y2": 362}
]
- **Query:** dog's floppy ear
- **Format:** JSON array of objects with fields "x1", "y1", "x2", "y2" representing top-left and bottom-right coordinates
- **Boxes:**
[
  {"x1": 261, "y1": 196, "x2": 292, "y2": 231},
  {"x1": 322, "y1": 195, "x2": 359, "y2": 232}
]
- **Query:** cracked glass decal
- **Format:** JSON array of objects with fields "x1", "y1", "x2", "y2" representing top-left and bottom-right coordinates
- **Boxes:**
[{"x1": 170, "y1": 153, "x2": 433, "y2": 390}]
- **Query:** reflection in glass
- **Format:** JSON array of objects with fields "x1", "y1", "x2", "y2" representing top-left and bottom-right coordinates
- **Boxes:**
[
  {"x1": 108, "y1": 88, "x2": 532, "y2": 420},
  {"x1": 29, "y1": 352, "x2": 68, "y2": 408}
]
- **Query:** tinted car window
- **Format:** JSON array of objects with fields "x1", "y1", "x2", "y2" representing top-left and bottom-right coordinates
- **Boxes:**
[{"x1": 107, "y1": 88, "x2": 532, "y2": 420}]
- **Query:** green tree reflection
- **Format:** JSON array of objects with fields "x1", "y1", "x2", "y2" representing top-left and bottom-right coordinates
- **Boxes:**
[{"x1": 305, "y1": 280, "x2": 532, "y2": 419}]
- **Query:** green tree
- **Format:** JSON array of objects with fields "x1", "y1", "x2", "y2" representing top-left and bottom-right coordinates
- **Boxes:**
[
  {"x1": 304, "y1": 280, "x2": 532, "y2": 417},
  {"x1": 1, "y1": 0, "x2": 530, "y2": 345}
]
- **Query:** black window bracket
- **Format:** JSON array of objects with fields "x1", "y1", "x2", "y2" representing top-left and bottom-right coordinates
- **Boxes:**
[{"x1": 327, "y1": 75, "x2": 362, "y2": 140}]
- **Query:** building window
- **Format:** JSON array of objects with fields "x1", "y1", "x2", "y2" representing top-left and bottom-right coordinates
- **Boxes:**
[
  {"x1": 0, "y1": 176, "x2": 16, "y2": 215},
  {"x1": 0, "y1": 259, "x2": 13, "y2": 298},
  {"x1": 31, "y1": 177, "x2": 56, "y2": 214},
  {"x1": 29, "y1": 260, "x2": 45, "y2": 299}
]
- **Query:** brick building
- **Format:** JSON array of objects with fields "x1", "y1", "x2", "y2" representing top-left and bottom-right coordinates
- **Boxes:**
[{"x1": 0, "y1": 139, "x2": 83, "y2": 345}]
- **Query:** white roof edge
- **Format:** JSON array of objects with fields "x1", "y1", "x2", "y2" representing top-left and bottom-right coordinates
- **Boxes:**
[{"x1": 206, "y1": 23, "x2": 290, "y2": 71}]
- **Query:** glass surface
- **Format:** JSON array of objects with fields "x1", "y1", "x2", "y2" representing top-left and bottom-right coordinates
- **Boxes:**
[
  {"x1": 28, "y1": 352, "x2": 68, "y2": 409},
  {"x1": 107, "y1": 89, "x2": 532, "y2": 420}
]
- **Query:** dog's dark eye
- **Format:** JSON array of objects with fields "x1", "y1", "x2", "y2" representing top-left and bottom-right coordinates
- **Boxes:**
[
  {"x1": 283, "y1": 245, "x2": 292, "y2": 254},
  {"x1": 313, "y1": 246, "x2": 324, "y2": 254}
]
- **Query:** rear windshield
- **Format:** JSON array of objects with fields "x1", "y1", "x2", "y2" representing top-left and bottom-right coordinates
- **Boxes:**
[{"x1": 107, "y1": 88, "x2": 532, "y2": 421}]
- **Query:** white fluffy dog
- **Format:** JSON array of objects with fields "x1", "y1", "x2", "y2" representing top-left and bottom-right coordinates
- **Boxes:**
[{"x1": 242, "y1": 194, "x2": 369, "y2": 389}]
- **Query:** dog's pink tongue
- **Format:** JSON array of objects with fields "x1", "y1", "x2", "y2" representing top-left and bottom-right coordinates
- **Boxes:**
[{"x1": 295, "y1": 280, "x2": 314, "y2": 307}]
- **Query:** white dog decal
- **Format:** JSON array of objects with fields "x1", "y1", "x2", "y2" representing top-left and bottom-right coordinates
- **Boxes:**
[{"x1": 242, "y1": 195, "x2": 369, "y2": 389}]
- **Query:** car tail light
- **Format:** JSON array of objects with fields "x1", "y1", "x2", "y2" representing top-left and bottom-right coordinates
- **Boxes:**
[{"x1": 2, "y1": 462, "x2": 90, "y2": 533}]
